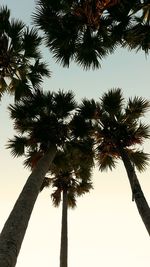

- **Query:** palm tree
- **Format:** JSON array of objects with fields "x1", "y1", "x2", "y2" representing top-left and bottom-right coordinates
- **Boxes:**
[
  {"x1": 78, "y1": 89, "x2": 150, "y2": 235},
  {"x1": 39, "y1": 140, "x2": 94, "y2": 267},
  {"x1": 0, "y1": 6, "x2": 50, "y2": 100},
  {"x1": 0, "y1": 89, "x2": 77, "y2": 267},
  {"x1": 32, "y1": 0, "x2": 125, "y2": 69},
  {"x1": 33, "y1": 0, "x2": 148, "y2": 69}
]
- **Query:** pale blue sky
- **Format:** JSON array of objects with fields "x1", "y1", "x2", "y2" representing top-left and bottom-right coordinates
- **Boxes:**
[{"x1": 0, "y1": 1, "x2": 150, "y2": 267}]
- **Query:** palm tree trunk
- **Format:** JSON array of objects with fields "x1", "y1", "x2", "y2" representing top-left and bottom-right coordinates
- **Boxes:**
[
  {"x1": 0, "y1": 145, "x2": 57, "y2": 267},
  {"x1": 119, "y1": 147, "x2": 150, "y2": 235},
  {"x1": 60, "y1": 189, "x2": 68, "y2": 267}
]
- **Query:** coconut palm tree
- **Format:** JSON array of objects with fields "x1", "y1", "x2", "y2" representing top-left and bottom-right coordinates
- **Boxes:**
[
  {"x1": 33, "y1": 0, "x2": 148, "y2": 69},
  {"x1": 39, "y1": 139, "x2": 94, "y2": 267},
  {"x1": 0, "y1": 89, "x2": 77, "y2": 267},
  {"x1": 78, "y1": 89, "x2": 150, "y2": 235},
  {"x1": 0, "y1": 6, "x2": 50, "y2": 100}
]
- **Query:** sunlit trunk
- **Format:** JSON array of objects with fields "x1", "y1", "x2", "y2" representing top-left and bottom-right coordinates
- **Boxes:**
[
  {"x1": 119, "y1": 147, "x2": 150, "y2": 236},
  {"x1": 60, "y1": 189, "x2": 68, "y2": 267},
  {"x1": 0, "y1": 145, "x2": 57, "y2": 267}
]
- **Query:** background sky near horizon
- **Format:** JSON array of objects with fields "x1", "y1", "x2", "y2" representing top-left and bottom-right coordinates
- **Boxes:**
[{"x1": 0, "y1": 0, "x2": 150, "y2": 266}]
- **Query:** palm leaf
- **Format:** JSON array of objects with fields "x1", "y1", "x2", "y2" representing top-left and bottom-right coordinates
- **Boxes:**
[
  {"x1": 126, "y1": 97, "x2": 150, "y2": 119},
  {"x1": 79, "y1": 98, "x2": 98, "y2": 119},
  {"x1": 53, "y1": 90, "x2": 77, "y2": 118},
  {"x1": 67, "y1": 192, "x2": 76, "y2": 208},
  {"x1": 101, "y1": 88, "x2": 124, "y2": 116},
  {"x1": 127, "y1": 149, "x2": 150, "y2": 172},
  {"x1": 7, "y1": 136, "x2": 28, "y2": 157},
  {"x1": 96, "y1": 153, "x2": 117, "y2": 171},
  {"x1": 51, "y1": 189, "x2": 62, "y2": 207},
  {"x1": 22, "y1": 27, "x2": 42, "y2": 59}
]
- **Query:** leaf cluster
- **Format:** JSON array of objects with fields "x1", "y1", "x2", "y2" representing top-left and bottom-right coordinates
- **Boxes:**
[
  {"x1": 33, "y1": 0, "x2": 150, "y2": 69},
  {"x1": 7, "y1": 89, "x2": 77, "y2": 160},
  {"x1": 0, "y1": 6, "x2": 51, "y2": 100}
]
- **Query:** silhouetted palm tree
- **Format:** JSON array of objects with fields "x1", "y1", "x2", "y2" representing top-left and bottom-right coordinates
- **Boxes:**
[
  {"x1": 40, "y1": 140, "x2": 94, "y2": 267},
  {"x1": 33, "y1": 0, "x2": 150, "y2": 69},
  {"x1": 78, "y1": 88, "x2": 150, "y2": 235},
  {"x1": 0, "y1": 6, "x2": 50, "y2": 100},
  {"x1": 33, "y1": 0, "x2": 122, "y2": 69},
  {"x1": 0, "y1": 89, "x2": 77, "y2": 267}
]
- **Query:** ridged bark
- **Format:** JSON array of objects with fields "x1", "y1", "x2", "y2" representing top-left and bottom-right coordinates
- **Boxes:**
[
  {"x1": 119, "y1": 147, "x2": 150, "y2": 235},
  {"x1": 0, "y1": 145, "x2": 57, "y2": 267},
  {"x1": 60, "y1": 189, "x2": 68, "y2": 267}
]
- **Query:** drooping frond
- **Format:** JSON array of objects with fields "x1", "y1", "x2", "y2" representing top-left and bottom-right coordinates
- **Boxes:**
[
  {"x1": 127, "y1": 149, "x2": 150, "y2": 172},
  {"x1": 76, "y1": 179, "x2": 93, "y2": 196},
  {"x1": 51, "y1": 189, "x2": 62, "y2": 207},
  {"x1": 7, "y1": 136, "x2": 28, "y2": 157},
  {"x1": 67, "y1": 192, "x2": 77, "y2": 208},
  {"x1": 96, "y1": 151, "x2": 117, "y2": 171}
]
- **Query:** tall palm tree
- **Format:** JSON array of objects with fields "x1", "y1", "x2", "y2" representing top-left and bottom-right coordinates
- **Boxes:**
[
  {"x1": 0, "y1": 6, "x2": 50, "y2": 100},
  {"x1": 78, "y1": 89, "x2": 150, "y2": 235},
  {"x1": 0, "y1": 89, "x2": 77, "y2": 267},
  {"x1": 39, "y1": 140, "x2": 94, "y2": 267},
  {"x1": 33, "y1": 0, "x2": 146, "y2": 69}
]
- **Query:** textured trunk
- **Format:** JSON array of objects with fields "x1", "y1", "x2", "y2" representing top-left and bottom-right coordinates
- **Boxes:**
[
  {"x1": 0, "y1": 145, "x2": 57, "y2": 267},
  {"x1": 60, "y1": 189, "x2": 68, "y2": 267},
  {"x1": 119, "y1": 147, "x2": 150, "y2": 235}
]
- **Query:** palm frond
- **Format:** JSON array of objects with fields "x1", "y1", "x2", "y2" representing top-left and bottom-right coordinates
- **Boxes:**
[
  {"x1": 67, "y1": 192, "x2": 76, "y2": 208},
  {"x1": 8, "y1": 19, "x2": 25, "y2": 49},
  {"x1": 127, "y1": 149, "x2": 150, "y2": 172},
  {"x1": 124, "y1": 23, "x2": 150, "y2": 54},
  {"x1": 28, "y1": 60, "x2": 51, "y2": 88},
  {"x1": 22, "y1": 27, "x2": 42, "y2": 59},
  {"x1": 79, "y1": 98, "x2": 98, "y2": 119},
  {"x1": 126, "y1": 97, "x2": 150, "y2": 119},
  {"x1": 0, "y1": 6, "x2": 50, "y2": 100},
  {"x1": 134, "y1": 122, "x2": 150, "y2": 142},
  {"x1": 101, "y1": 88, "x2": 124, "y2": 116},
  {"x1": 76, "y1": 180, "x2": 93, "y2": 196},
  {"x1": 96, "y1": 153, "x2": 117, "y2": 171},
  {"x1": 51, "y1": 189, "x2": 62, "y2": 207},
  {"x1": 8, "y1": 78, "x2": 32, "y2": 101},
  {"x1": 7, "y1": 136, "x2": 28, "y2": 157},
  {"x1": 70, "y1": 114, "x2": 92, "y2": 138},
  {"x1": 53, "y1": 90, "x2": 77, "y2": 118}
]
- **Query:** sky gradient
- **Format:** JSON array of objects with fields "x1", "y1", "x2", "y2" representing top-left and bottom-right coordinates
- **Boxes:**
[{"x1": 0, "y1": 1, "x2": 150, "y2": 266}]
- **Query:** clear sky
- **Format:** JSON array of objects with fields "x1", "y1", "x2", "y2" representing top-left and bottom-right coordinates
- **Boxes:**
[{"x1": 0, "y1": 1, "x2": 150, "y2": 267}]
